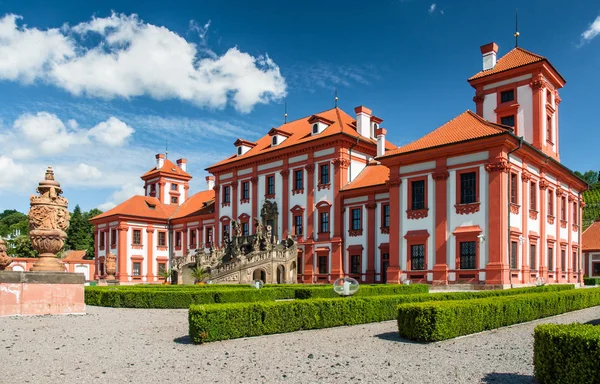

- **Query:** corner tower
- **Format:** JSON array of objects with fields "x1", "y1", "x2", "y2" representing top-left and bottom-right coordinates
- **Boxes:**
[
  {"x1": 468, "y1": 43, "x2": 566, "y2": 160},
  {"x1": 140, "y1": 153, "x2": 192, "y2": 205}
]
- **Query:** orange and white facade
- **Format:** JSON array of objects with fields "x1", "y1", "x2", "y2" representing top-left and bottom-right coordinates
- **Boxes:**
[
  {"x1": 91, "y1": 40, "x2": 586, "y2": 287},
  {"x1": 9, "y1": 251, "x2": 96, "y2": 281},
  {"x1": 582, "y1": 220, "x2": 600, "y2": 278}
]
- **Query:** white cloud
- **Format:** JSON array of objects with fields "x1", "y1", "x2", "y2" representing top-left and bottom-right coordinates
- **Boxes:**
[
  {"x1": 88, "y1": 117, "x2": 134, "y2": 146},
  {"x1": 581, "y1": 15, "x2": 600, "y2": 44},
  {"x1": 0, "y1": 156, "x2": 29, "y2": 189},
  {"x1": 0, "y1": 12, "x2": 286, "y2": 112},
  {"x1": 98, "y1": 182, "x2": 144, "y2": 211},
  {"x1": 428, "y1": 4, "x2": 436, "y2": 14}
]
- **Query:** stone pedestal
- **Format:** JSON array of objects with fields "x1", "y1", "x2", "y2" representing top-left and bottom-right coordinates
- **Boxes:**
[{"x1": 0, "y1": 271, "x2": 85, "y2": 317}]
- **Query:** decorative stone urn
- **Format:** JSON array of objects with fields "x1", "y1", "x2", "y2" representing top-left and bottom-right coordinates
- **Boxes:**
[
  {"x1": 0, "y1": 238, "x2": 12, "y2": 270},
  {"x1": 105, "y1": 253, "x2": 117, "y2": 280},
  {"x1": 28, "y1": 167, "x2": 70, "y2": 272}
]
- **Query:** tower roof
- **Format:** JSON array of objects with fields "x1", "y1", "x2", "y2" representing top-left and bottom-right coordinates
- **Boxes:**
[{"x1": 141, "y1": 158, "x2": 191, "y2": 180}]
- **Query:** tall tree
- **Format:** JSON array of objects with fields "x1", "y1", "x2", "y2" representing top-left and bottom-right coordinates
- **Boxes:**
[
  {"x1": 0, "y1": 210, "x2": 28, "y2": 237},
  {"x1": 65, "y1": 205, "x2": 91, "y2": 252},
  {"x1": 575, "y1": 170, "x2": 599, "y2": 187},
  {"x1": 8, "y1": 235, "x2": 37, "y2": 258}
]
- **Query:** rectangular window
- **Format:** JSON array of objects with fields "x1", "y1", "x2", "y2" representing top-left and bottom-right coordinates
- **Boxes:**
[
  {"x1": 501, "y1": 115, "x2": 515, "y2": 127},
  {"x1": 223, "y1": 186, "x2": 230, "y2": 203},
  {"x1": 459, "y1": 241, "x2": 476, "y2": 270},
  {"x1": 294, "y1": 170, "x2": 303, "y2": 190},
  {"x1": 351, "y1": 208, "x2": 361, "y2": 230},
  {"x1": 158, "y1": 232, "x2": 166, "y2": 246},
  {"x1": 319, "y1": 212, "x2": 329, "y2": 233},
  {"x1": 99, "y1": 232, "x2": 105, "y2": 247},
  {"x1": 242, "y1": 182, "x2": 249, "y2": 199},
  {"x1": 411, "y1": 180, "x2": 425, "y2": 210},
  {"x1": 572, "y1": 251, "x2": 577, "y2": 272},
  {"x1": 294, "y1": 215, "x2": 303, "y2": 236},
  {"x1": 530, "y1": 182, "x2": 537, "y2": 210},
  {"x1": 171, "y1": 196, "x2": 178, "y2": 204},
  {"x1": 242, "y1": 222, "x2": 249, "y2": 236},
  {"x1": 111, "y1": 229, "x2": 116, "y2": 246},
  {"x1": 133, "y1": 229, "x2": 141, "y2": 245},
  {"x1": 382, "y1": 205, "x2": 390, "y2": 228},
  {"x1": 547, "y1": 247, "x2": 554, "y2": 271},
  {"x1": 318, "y1": 256, "x2": 328, "y2": 274},
  {"x1": 267, "y1": 176, "x2": 275, "y2": 195},
  {"x1": 171, "y1": 183, "x2": 177, "y2": 191},
  {"x1": 175, "y1": 232, "x2": 181, "y2": 247},
  {"x1": 500, "y1": 89, "x2": 515, "y2": 103},
  {"x1": 561, "y1": 197, "x2": 566, "y2": 221},
  {"x1": 547, "y1": 116, "x2": 552, "y2": 142},
  {"x1": 411, "y1": 244, "x2": 425, "y2": 271},
  {"x1": 132, "y1": 262, "x2": 141, "y2": 276},
  {"x1": 350, "y1": 255, "x2": 361, "y2": 274},
  {"x1": 158, "y1": 263, "x2": 166, "y2": 274},
  {"x1": 548, "y1": 190, "x2": 554, "y2": 216},
  {"x1": 573, "y1": 202, "x2": 578, "y2": 223},
  {"x1": 460, "y1": 172, "x2": 477, "y2": 204},
  {"x1": 222, "y1": 225, "x2": 229, "y2": 237},
  {"x1": 510, "y1": 241, "x2": 518, "y2": 269},
  {"x1": 206, "y1": 228, "x2": 213, "y2": 245},
  {"x1": 189, "y1": 229, "x2": 195, "y2": 245},
  {"x1": 530, "y1": 244, "x2": 536, "y2": 270},
  {"x1": 510, "y1": 173, "x2": 518, "y2": 204},
  {"x1": 561, "y1": 249, "x2": 566, "y2": 271},
  {"x1": 320, "y1": 164, "x2": 329, "y2": 185}
]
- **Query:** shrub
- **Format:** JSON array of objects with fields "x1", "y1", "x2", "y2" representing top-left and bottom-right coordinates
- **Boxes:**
[
  {"x1": 534, "y1": 323, "x2": 600, "y2": 384},
  {"x1": 293, "y1": 284, "x2": 429, "y2": 299},
  {"x1": 397, "y1": 287, "x2": 600, "y2": 342},
  {"x1": 583, "y1": 277, "x2": 600, "y2": 286},
  {"x1": 188, "y1": 284, "x2": 576, "y2": 343}
]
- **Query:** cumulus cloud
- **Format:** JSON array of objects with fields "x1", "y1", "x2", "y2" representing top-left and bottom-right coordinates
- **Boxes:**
[
  {"x1": 0, "y1": 156, "x2": 29, "y2": 189},
  {"x1": 0, "y1": 12, "x2": 286, "y2": 112},
  {"x1": 98, "y1": 182, "x2": 145, "y2": 211},
  {"x1": 88, "y1": 117, "x2": 135, "y2": 146},
  {"x1": 581, "y1": 15, "x2": 600, "y2": 44}
]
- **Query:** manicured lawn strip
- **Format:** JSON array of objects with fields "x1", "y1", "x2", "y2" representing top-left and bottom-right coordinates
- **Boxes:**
[
  {"x1": 534, "y1": 323, "x2": 600, "y2": 384},
  {"x1": 397, "y1": 288, "x2": 600, "y2": 342},
  {"x1": 188, "y1": 285, "x2": 575, "y2": 343},
  {"x1": 583, "y1": 277, "x2": 600, "y2": 286},
  {"x1": 85, "y1": 284, "x2": 430, "y2": 308}
]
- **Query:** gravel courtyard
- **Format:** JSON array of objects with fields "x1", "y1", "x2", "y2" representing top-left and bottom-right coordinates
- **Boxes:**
[{"x1": 2, "y1": 305, "x2": 599, "y2": 384}]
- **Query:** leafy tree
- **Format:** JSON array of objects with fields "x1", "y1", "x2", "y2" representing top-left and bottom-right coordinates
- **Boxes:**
[
  {"x1": 7, "y1": 235, "x2": 37, "y2": 258},
  {"x1": 0, "y1": 210, "x2": 28, "y2": 237},
  {"x1": 66, "y1": 205, "x2": 90, "y2": 250},
  {"x1": 575, "y1": 170, "x2": 599, "y2": 187}
]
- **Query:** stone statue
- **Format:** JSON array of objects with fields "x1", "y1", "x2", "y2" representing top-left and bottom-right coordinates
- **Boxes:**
[
  {"x1": 254, "y1": 217, "x2": 264, "y2": 237},
  {"x1": 105, "y1": 253, "x2": 117, "y2": 280},
  {"x1": 29, "y1": 167, "x2": 70, "y2": 271},
  {"x1": 0, "y1": 238, "x2": 12, "y2": 270},
  {"x1": 231, "y1": 221, "x2": 240, "y2": 237}
]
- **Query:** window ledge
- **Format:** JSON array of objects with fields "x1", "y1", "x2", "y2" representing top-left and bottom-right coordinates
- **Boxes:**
[
  {"x1": 157, "y1": 246, "x2": 168, "y2": 251},
  {"x1": 240, "y1": 198, "x2": 250, "y2": 204},
  {"x1": 189, "y1": 244, "x2": 196, "y2": 249},
  {"x1": 380, "y1": 226, "x2": 390, "y2": 235},
  {"x1": 174, "y1": 246, "x2": 182, "y2": 251},
  {"x1": 510, "y1": 203, "x2": 520, "y2": 215},
  {"x1": 131, "y1": 244, "x2": 143, "y2": 250},
  {"x1": 221, "y1": 202, "x2": 231, "y2": 207},
  {"x1": 572, "y1": 224, "x2": 579, "y2": 232},
  {"x1": 529, "y1": 209, "x2": 539, "y2": 220},
  {"x1": 547, "y1": 215, "x2": 555, "y2": 225},
  {"x1": 265, "y1": 194, "x2": 276, "y2": 199},
  {"x1": 348, "y1": 229, "x2": 363, "y2": 237},
  {"x1": 546, "y1": 139, "x2": 554, "y2": 146},
  {"x1": 317, "y1": 233, "x2": 330, "y2": 242},
  {"x1": 317, "y1": 183, "x2": 331, "y2": 191},
  {"x1": 99, "y1": 246, "x2": 105, "y2": 251},
  {"x1": 406, "y1": 209, "x2": 428, "y2": 220},
  {"x1": 454, "y1": 202, "x2": 480, "y2": 215},
  {"x1": 110, "y1": 244, "x2": 117, "y2": 249},
  {"x1": 292, "y1": 188, "x2": 304, "y2": 195},
  {"x1": 560, "y1": 220, "x2": 568, "y2": 229}
]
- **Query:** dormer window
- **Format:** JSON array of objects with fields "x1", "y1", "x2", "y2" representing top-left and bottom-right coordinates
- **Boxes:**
[
  {"x1": 268, "y1": 127, "x2": 291, "y2": 146},
  {"x1": 234, "y1": 139, "x2": 257, "y2": 156},
  {"x1": 237, "y1": 147, "x2": 242, "y2": 155},
  {"x1": 308, "y1": 115, "x2": 334, "y2": 136},
  {"x1": 272, "y1": 136, "x2": 278, "y2": 146},
  {"x1": 312, "y1": 124, "x2": 319, "y2": 134}
]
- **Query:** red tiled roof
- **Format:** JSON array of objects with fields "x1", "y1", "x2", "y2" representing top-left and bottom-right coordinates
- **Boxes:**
[
  {"x1": 342, "y1": 161, "x2": 389, "y2": 191},
  {"x1": 62, "y1": 250, "x2": 87, "y2": 261},
  {"x1": 381, "y1": 111, "x2": 511, "y2": 157},
  {"x1": 170, "y1": 190, "x2": 215, "y2": 219},
  {"x1": 582, "y1": 221, "x2": 600, "y2": 251},
  {"x1": 468, "y1": 47, "x2": 546, "y2": 81},
  {"x1": 91, "y1": 196, "x2": 178, "y2": 221},
  {"x1": 141, "y1": 159, "x2": 191, "y2": 179},
  {"x1": 208, "y1": 107, "x2": 397, "y2": 169}
]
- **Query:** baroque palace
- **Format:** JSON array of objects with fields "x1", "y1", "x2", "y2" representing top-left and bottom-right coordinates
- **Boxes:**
[{"x1": 91, "y1": 41, "x2": 587, "y2": 287}]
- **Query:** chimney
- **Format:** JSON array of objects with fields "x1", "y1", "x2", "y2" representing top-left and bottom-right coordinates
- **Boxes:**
[
  {"x1": 155, "y1": 153, "x2": 165, "y2": 169},
  {"x1": 354, "y1": 106, "x2": 372, "y2": 138},
  {"x1": 176, "y1": 158, "x2": 187, "y2": 172},
  {"x1": 480, "y1": 42, "x2": 498, "y2": 71},
  {"x1": 376, "y1": 128, "x2": 387, "y2": 157},
  {"x1": 206, "y1": 176, "x2": 215, "y2": 191}
]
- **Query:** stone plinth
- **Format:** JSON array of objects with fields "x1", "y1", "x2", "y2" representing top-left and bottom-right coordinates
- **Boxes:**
[{"x1": 0, "y1": 271, "x2": 85, "y2": 317}]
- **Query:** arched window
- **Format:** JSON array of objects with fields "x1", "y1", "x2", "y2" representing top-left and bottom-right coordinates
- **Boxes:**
[
  {"x1": 272, "y1": 136, "x2": 278, "y2": 146},
  {"x1": 237, "y1": 147, "x2": 242, "y2": 155},
  {"x1": 312, "y1": 123, "x2": 319, "y2": 134}
]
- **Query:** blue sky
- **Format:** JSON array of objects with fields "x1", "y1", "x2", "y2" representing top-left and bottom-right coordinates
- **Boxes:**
[{"x1": 1, "y1": 0, "x2": 599, "y2": 214}]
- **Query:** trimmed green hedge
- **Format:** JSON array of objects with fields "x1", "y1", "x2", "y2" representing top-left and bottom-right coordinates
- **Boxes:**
[
  {"x1": 584, "y1": 277, "x2": 600, "y2": 286},
  {"x1": 397, "y1": 288, "x2": 600, "y2": 342},
  {"x1": 85, "y1": 283, "x2": 429, "y2": 308},
  {"x1": 188, "y1": 285, "x2": 575, "y2": 343},
  {"x1": 534, "y1": 323, "x2": 600, "y2": 384}
]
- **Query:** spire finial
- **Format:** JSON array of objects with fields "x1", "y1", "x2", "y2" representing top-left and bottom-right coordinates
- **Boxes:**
[
  {"x1": 165, "y1": 139, "x2": 168, "y2": 159},
  {"x1": 514, "y1": 9, "x2": 520, "y2": 47},
  {"x1": 334, "y1": 87, "x2": 339, "y2": 108},
  {"x1": 284, "y1": 99, "x2": 288, "y2": 123}
]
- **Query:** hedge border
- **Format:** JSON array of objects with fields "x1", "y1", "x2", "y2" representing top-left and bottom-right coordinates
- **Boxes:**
[
  {"x1": 188, "y1": 285, "x2": 575, "y2": 343},
  {"x1": 534, "y1": 323, "x2": 600, "y2": 383},
  {"x1": 397, "y1": 287, "x2": 600, "y2": 342},
  {"x1": 583, "y1": 277, "x2": 600, "y2": 286}
]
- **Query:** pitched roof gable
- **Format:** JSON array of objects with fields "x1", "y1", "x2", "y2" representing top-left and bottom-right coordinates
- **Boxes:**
[
  {"x1": 582, "y1": 221, "x2": 600, "y2": 252},
  {"x1": 342, "y1": 161, "x2": 389, "y2": 191},
  {"x1": 170, "y1": 190, "x2": 215, "y2": 219},
  {"x1": 91, "y1": 196, "x2": 178, "y2": 221},
  {"x1": 142, "y1": 159, "x2": 191, "y2": 179},
  {"x1": 381, "y1": 111, "x2": 511, "y2": 157},
  {"x1": 468, "y1": 47, "x2": 546, "y2": 81}
]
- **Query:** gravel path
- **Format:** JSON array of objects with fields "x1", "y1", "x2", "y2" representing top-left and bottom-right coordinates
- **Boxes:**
[{"x1": 2, "y1": 305, "x2": 599, "y2": 384}]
